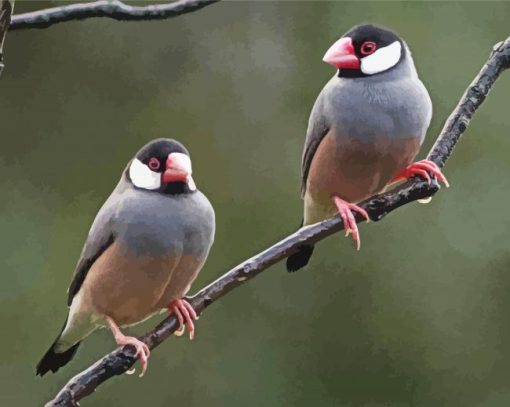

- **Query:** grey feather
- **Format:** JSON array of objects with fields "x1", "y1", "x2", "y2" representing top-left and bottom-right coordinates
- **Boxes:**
[
  {"x1": 114, "y1": 180, "x2": 215, "y2": 259},
  {"x1": 67, "y1": 190, "x2": 119, "y2": 305}
]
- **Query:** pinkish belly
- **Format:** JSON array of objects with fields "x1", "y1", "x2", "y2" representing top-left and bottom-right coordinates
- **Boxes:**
[
  {"x1": 79, "y1": 243, "x2": 204, "y2": 327},
  {"x1": 303, "y1": 131, "x2": 421, "y2": 225},
  {"x1": 306, "y1": 131, "x2": 421, "y2": 203}
]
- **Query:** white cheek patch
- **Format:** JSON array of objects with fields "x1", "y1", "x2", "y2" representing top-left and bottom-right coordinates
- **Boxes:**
[
  {"x1": 361, "y1": 41, "x2": 402, "y2": 75},
  {"x1": 188, "y1": 176, "x2": 197, "y2": 191},
  {"x1": 129, "y1": 158, "x2": 161, "y2": 190}
]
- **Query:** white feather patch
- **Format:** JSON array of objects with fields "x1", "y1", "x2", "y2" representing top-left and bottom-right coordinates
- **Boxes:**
[
  {"x1": 188, "y1": 176, "x2": 197, "y2": 191},
  {"x1": 361, "y1": 41, "x2": 402, "y2": 75},
  {"x1": 129, "y1": 158, "x2": 161, "y2": 190}
]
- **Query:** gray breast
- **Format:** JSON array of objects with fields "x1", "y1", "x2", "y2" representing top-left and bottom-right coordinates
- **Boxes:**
[
  {"x1": 324, "y1": 60, "x2": 432, "y2": 144},
  {"x1": 113, "y1": 189, "x2": 215, "y2": 258}
]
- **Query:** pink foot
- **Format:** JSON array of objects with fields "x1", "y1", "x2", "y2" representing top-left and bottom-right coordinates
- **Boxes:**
[
  {"x1": 117, "y1": 335, "x2": 150, "y2": 377},
  {"x1": 391, "y1": 160, "x2": 449, "y2": 188},
  {"x1": 106, "y1": 316, "x2": 150, "y2": 377},
  {"x1": 168, "y1": 299, "x2": 197, "y2": 340},
  {"x1": 332, "y1": 196, "x2": 370, "y2": 251}
]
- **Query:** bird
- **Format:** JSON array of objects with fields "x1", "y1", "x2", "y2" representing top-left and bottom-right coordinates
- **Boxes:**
[
  {"x1": 286, "y1": 23, "x2": 448, "y2": 272},
  {"x1": 36, "y1": 138, "x2": 215, "y2": 377}
]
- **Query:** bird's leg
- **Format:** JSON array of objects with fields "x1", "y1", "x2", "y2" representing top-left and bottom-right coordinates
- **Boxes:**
[
  {"x1": 332, "y1": 196, "x2": 370, "y2": 251},
  {"x1": 390, "y1": 159, "x2": 449, "y2": 187},
  {"x1": 106, "y1": 316, "x2": 150, "y2": 377},
  {"x1": 167, "y1": 298, "x2": 197, "y2": 340}
]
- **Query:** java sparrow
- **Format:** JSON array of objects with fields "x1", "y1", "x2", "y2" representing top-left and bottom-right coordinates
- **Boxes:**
[
  {"x1": 286, "y1": 24, "x2": 448, "y2": 272},
  {"x1": 36, "y1": 138, "x2": 215, "y2": 376}
]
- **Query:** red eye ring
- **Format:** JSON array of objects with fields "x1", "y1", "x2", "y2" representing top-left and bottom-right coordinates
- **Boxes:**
[
  {"x1": 360, "y1": 41, "x2": 377, "y2": 56},
  {"x1": 148, "y1": 157, "x2": 161, "y2": 171}
]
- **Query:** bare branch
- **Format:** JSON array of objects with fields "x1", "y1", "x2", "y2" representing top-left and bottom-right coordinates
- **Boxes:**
[
  {"x1": 9, "y1": 0, "x2": 220, "y2": 31},
  {"x1": 0, "y1": 0, "x2": 13, "y2": 75},
  {"x1": 45, "y1": 37, "x2": 510, "y2": 406},
  {"x1": 428, "y1": 40, "x2": 510, "y2": 168}
]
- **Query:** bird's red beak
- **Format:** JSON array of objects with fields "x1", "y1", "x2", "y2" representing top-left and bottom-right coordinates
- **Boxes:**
[
  {"x1": 163, "y1": 152, "x2": 192, "y2": 184},
  {"x1": 323, "y1": 37, "x2": 360, "y2": 69}
]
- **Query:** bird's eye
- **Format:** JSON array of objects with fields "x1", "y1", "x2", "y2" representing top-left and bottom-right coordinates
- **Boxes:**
[
  {"x1": 148, "y1": 157, "x2": 161, "y2": 171},
  {"x1": 360, "y1": 41, "x2": 377, "y2": 56}
]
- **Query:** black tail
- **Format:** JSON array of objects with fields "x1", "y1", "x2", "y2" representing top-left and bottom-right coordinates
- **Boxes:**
[
  {"x1": 36, "y1": 319, "x2": 81, "y2": 377},
  {"x1": 286, "y1": 244, "x2": 315, "y2": 272}
]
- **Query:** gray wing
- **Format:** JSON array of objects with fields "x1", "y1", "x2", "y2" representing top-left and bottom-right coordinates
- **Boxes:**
[
  {"x1": 301, "y1": 90, "x2": 329, "y2": 196},
  {"x1": 67, "y1": 196, "x2": 117, "y2": 306}
]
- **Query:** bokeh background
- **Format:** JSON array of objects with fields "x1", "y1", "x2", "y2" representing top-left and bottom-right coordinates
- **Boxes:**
[{"x1": 1, "y1": 1, "x2": 510, "y2": 406}]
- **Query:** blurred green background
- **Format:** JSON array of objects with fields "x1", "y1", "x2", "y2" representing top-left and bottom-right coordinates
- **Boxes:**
[{"x1": 1, "y1": 1, "x2": 510, "y2": 406}]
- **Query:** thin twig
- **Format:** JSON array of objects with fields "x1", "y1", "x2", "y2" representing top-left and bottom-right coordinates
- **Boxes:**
[
  {"x1": 45, "y1": 37, "x2": 510, "y2": 406},
  {"x1": 9, "y1": 0, "x2": 220, "y2": 31}
]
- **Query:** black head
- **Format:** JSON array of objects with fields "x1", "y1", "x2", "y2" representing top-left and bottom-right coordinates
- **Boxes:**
[
  {"x1": 126, "y1": 138, "x2": 196, "y2": 194},
  {"x1": 323, "y1": 24, "x2": 406, "y2": 78}
]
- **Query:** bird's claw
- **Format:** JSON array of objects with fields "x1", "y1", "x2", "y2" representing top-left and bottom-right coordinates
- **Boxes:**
[
  {"x1": 392, "y1": 160, "x2": 449, "y2": 188},
  {"x1": 106, "y1": 316, "x2": 150, "y2": 377},
  {"x1": 168, "y1": 298, "x2": 198, "y2": 340},
  {"x1": 116, "y1": 335, "x2": 150, "y2": 378},
  {"x1": 174, "y1": 324, "x2": 186, "y2": 337},
  {"x1": 333, "y1": 196, "x2": 370, "y2": 251}
]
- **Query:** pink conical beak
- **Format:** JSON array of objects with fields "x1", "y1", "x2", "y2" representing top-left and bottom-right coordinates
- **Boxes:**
[
  {"x1": 163, "y1": 152, "x2": 192, "y2": 183},
  {"x1": 323, "y1": 37, "x2": 360, "y2": 69}
]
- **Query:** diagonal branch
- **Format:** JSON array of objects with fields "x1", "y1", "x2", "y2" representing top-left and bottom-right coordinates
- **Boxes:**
[
  {"x1": 9, "y1": 0, "x2": 220, "y2": 31},
  {"x1": 0, "y1": 0, "x2": 13, "y2": 75},
  {"x1": 45, "y1": 37, "x2": 510, "y2": 406}
]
